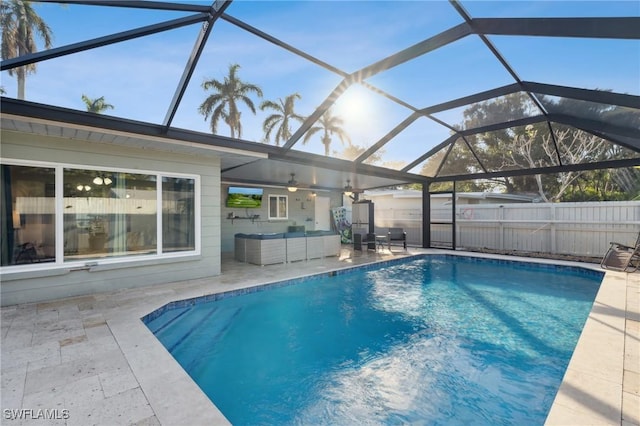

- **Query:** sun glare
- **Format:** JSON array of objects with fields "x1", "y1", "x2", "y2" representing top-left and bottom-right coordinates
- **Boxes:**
[{"x1": 334, "y1": 86, "x2": 371, "y2": 125}]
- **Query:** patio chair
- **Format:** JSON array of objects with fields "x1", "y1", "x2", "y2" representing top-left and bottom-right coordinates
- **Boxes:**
[
  {"x1": 600, "y1": 232, "x2": 640, "y2": 273},
  {"x1": 388, "y1": 228, "x2": 407, "y2": 251}
]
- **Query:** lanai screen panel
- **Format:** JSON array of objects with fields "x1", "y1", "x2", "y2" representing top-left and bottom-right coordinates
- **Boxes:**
[
  {"x1": 0, "y1": 3, "x2": 202, "y2": 123},
  {"x1": 371, "y1": 117, "x2": 454, "y2": 171},
  {"x1": 224, "y1": 1, "x2": 464, "y2": 73},
  {"x1": 489, "y1": 36, "x2": 639, "y2": 96},
  {"x1": 169, "y1": 18, "x2": 343, "y2": 143}
]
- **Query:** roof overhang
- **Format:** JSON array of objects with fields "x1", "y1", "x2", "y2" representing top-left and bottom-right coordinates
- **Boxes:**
[{"x1": 0, "y1": 97, "x2": 419, "y2": 192}]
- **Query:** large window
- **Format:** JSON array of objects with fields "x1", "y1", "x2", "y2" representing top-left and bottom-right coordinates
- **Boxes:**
[
  {"x1": 162, "y1": 177, "x2": 195, "y2": 252},
  {"x1": 1, "y1": 161, "x2": 198, "y2": 269},
  {"x1": 1, "y1": 164, "x2": 56, "y2": 266},
  {"x1": 63, "y1": 169, "x2": 158, "y2": 260}
]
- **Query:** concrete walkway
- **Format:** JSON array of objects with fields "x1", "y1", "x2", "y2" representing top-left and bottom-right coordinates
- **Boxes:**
[{"x1": 1, "y1": 249, "x2": 638, "y2": 425}]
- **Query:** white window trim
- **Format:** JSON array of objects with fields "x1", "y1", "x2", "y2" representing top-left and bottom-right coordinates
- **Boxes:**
[
  {"x1": 267, "y1": 194, "x2": 289, "y2": 220},
  {"x1": 0, "y1": 158, "x2": 201, "y2": 273}
]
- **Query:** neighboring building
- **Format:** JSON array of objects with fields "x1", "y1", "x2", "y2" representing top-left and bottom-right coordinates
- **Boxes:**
[{"x1": 361, "y1": 189, "x2": 535, "y2": 211}]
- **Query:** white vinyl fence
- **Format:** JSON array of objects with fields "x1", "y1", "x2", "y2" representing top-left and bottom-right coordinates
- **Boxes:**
[{"x1": 375, "y1": 201, "x2": 640, "y2": 257}]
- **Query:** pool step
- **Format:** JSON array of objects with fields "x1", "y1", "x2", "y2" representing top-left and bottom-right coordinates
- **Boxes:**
[
  {"x1": 149, "y1": 305, "x2": 242, "y2": 357},
  {"x1": 145, "y1": 306, "x2": 191, "y2": 335}
]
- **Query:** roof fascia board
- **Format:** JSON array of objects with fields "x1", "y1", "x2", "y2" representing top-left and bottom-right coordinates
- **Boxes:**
[
  {"x1": 0, "y1": 97, "x2": 280, "y2": 156},
  {"x1": 430, "y1": 158, "x2": 640, "y2": 183},
  {"x1": 162, "y1": 127, "x2": 280, "y2": 155},
  {"x1": 472, "y1": 17, "x2": 640, "y2": 39},
  {"x1": 1, "y1": 97, "x2": 422, "y2": 186},
  {"x1": 2, "y1": 113, "x2": 268, "y2": 159},
  {"x1": 1, "y1": 13, "x2": 207, "y2": 71}
]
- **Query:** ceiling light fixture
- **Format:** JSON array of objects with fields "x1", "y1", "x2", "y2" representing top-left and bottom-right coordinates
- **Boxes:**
[
  {"x1": 343, "y1": 179, "x2": 353, "y2": 197},
  {"x1": 287, "y1": 173, "x2": 298, "y2": 192},
  {"x1": 93, "y1": 174, "x2": 113, "y2": 186}
]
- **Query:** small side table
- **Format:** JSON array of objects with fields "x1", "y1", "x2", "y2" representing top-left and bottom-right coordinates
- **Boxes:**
[{"x1": 375, "y1": 235, "x2": 387, "y2": 251}]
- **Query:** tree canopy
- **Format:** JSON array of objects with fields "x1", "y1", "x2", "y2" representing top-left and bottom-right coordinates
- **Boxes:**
[
  {"x1": 81, "y1": 95, "x2": 114, "y2": 114},
  {"x1": 199, "y1": 63, "x2": 263, "y2": 139},
  {"x1": 302, "y1": 108, "x2": 351, "y2": 156},
  {"x1": 422, "y1": 93, "x2": 640, "y2": 201},
  {"x1": 0, "y1": 0, "x2": 53, "y2": 99},
  {"x1": 260, "y1": 93, "x2": 304, "y2": 147}
]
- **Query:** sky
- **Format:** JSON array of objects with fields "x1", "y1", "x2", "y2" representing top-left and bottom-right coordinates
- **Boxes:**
[{"x1": 2, "y1": 0, "x2": 639, "y2": 171}]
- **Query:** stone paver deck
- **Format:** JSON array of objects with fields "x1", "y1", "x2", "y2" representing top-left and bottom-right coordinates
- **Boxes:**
[{"x1": 1, "y1": 249, "x2": 638, "y2": 425}]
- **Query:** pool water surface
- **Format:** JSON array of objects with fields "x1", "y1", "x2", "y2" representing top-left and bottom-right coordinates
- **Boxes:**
[{"x1": 144, "y1": 255, "x2": 602, "y2": 425}]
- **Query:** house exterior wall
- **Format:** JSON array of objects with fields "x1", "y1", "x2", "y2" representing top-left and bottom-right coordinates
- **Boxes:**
[{"x1": 0, "y1": 130, "x2": 221, "y2": 306}]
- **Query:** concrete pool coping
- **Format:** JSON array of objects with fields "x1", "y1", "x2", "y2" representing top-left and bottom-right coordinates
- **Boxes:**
[{"x1": 1, "y1": 249, "x2": 638, "y2": 425}]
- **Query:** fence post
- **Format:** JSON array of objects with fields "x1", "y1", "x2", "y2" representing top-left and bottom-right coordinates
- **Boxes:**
[
  {"x1": 452, "y1": 182, "x2": 456, "y2": 250},
  {"x1": 499, "y1": 205, "x2": 504, "y2": 250},
  {"x1": 550, "y1": 203, "x2": 557, "y2": 254}
]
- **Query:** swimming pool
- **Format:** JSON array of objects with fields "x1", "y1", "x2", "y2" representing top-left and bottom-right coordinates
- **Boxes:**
[{"x1": 144, "y1": 255, "x2": 603, "y2": 425}]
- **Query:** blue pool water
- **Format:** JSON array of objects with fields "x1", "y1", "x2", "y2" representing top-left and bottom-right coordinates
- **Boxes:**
[{"x1": 144, "y1": 255, "x2": 603, "y2": 425}]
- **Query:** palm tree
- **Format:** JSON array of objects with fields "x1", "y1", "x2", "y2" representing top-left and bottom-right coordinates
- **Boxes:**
[
  {"x1": 260, "y1": 93, "x2": 305, "y2": 147},
  {"x1": 198, "y1": 63, "x2": 263, "y2": 139},
  {"x1": 1, "y1": 0, "x2": 53, "y2": 100},
  {"x1": 302, "y1": 108, "x2": 351, "y2": 156},
  {"x1": 81, "y1": 94, "x2": 114, "y2": 114}
]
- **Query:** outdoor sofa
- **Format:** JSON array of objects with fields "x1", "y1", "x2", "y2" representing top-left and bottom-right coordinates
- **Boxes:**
[{"x1": 234, "y1": 231, "x2": 341, "y2": 265}]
